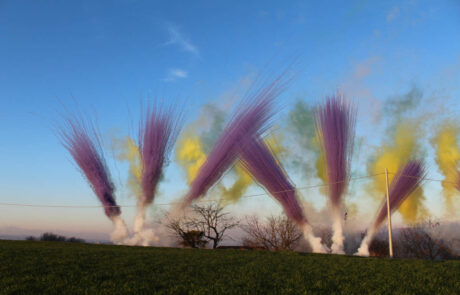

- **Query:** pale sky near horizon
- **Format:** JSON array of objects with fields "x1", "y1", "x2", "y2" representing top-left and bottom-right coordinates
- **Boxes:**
[{"x1": 0, "y1": 0, "x2": 459, "y2": 240}]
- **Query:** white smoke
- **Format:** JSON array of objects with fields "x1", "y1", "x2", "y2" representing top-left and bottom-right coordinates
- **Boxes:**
[
  {"x1": 110, "y1": 215, "x2": 129, "y2": 244},
  {"x1": 134, "y1": 202, "x2": 147, "y2": 233},
  {"x1": 120, "y1": 201, "x2": 162, "y2": 246},
  {"x1": 330, "y1": 208, "x2": 345, "y2": 254},
  {"x1": 123, "y1": 228, "x2": 160, "y2": 246},
  {"x1": 302, "y1": 223, "x2": 328, "y2": 253},
  {"x1": 355, "y1": 228, "x2": 375, "y2": 256}
]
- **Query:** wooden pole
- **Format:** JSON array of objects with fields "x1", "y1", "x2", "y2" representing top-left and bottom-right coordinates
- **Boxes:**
[{"x1": 385, "y1": 168, "x2": 394, "y2": 258}]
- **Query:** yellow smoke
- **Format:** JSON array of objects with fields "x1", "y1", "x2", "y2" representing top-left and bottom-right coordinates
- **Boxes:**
[
  {"x1": 368, "y1": 122, "x2": 427, "y2": 223},
  {"x1": 114, "y1": 136, "x2": 142, "y2": 197},
  {"x1": 221, "y1": 163, "x2": 253, "y2": 203},
  {"x1": 175, "y1": 132, "x2": 207, "y2": 184},
  {"x1": 314, "y1": 131, "x2": 328, "y2": 195},
  {"x1": 432, "y1": 122, "x2": 460, "y2": 214}
]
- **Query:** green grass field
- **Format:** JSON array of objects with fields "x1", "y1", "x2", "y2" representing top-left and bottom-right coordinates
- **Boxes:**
[{"x1": 1, "y1": 240, "x2": 458, "y2": 294}]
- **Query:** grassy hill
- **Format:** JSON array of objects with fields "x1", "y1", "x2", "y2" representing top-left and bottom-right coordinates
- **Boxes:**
[{"x1": 1, "y1": 240, "x2": 458, "y2": 294}]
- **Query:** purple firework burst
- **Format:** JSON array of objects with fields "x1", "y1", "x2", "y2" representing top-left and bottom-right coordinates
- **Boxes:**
[
  {"x1": 139, "y1": 103, "x2": 182, "y2": 206},
  {"x1": 372, "y1": 160, "x2": 426, "y2": 231},
  {"x1": 182, "y1": 77, "x2": 287, "y2": 206},
  {"x1": 239, "y1": 137, "x2": 306, "y2": 225},
  {"x1": 60, "y1": 117, "x2": 120, "y2": 218},
  {"x1": 315, "y1": 95, "x2": 356, "y2": 207}
]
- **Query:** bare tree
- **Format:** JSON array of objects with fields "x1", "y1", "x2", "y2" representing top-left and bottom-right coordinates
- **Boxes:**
[
  {"x1": 188, "y1": 202, "x2": 239, "y2": 249},
  {"x1": 165, "y1": 201, "x2": 238, "y2": 249},
  {"x1": 165, "y1": 215, "x2": 208, "y2": 248},
  {"x1": 241, "y1": 215, "x2": 302, "y2": 250},
  {"x1": 397, "y1": 219, "x2": 453, "y2": 260}
]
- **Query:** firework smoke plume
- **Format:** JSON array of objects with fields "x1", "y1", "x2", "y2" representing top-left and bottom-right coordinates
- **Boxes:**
[
  {"x1": 356, "y1": 160, "x2": 426, "y2": 256},
  {"x1": 129, "y1": 102, "x2": 183, "y2": 245},
  {"x1": 181, "y1": 74, "x2": 289, "y2": 207},
  {"x1": 315, "y1": 95, "x2": 356, "y2": 254},
  {"x1": 239, "y1": 137, "x2": 327, "y2": 253},
  {"x1": 59, "y1": 116, "x2": 128, "y2": 243}
]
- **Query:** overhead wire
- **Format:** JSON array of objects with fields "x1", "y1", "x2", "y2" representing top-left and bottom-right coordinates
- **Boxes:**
[{"x1": 1, "y1": 171, "x2": 456, "y2": 209}]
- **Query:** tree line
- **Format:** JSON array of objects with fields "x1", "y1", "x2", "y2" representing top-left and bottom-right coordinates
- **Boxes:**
[
  {"x1": 26, "y1": 232, "x2": 85, "y2": 243},
  {"x1": 165, "y1": 201, "x2": 458, "y2": 260}
]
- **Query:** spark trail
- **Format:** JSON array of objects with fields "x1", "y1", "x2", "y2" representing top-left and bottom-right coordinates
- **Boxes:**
[
  {"x1": 239, "y1": 137, "x2": 327, "y2": 253},
  {"x1": 131, "y1": 103, "x2": 182, "y2": 245},
  {"x1": 356, "y1": 160, "x2": 426, "y2": 256},
  {"x1": 315, "y1": 95, "x2": 356, "y2": 254},
  {"x1": 59, "y1": 116, "x2": 128, "y2": 243},
  {"x1": 181, "y1": 74, "x2": 289, "y2": 208}
]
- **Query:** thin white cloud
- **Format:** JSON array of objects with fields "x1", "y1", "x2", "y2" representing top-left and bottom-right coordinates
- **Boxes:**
[
  {"x1": 386, "y1": 6, "x2": 400, "y2": 22},
  {"x1": 164, "y1": 68, "x2": 188, "y2": 82},
  {"x1": 163, "y1": 24, "x2": 199, "y2": 56}
]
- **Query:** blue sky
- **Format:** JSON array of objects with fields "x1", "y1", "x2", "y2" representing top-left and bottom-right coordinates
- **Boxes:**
[{"x1": 0, "y1": 0, "x2": 459, "y2": 239}]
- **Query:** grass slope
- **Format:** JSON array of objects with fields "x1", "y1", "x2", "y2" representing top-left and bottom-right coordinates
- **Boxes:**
[{"x1": 1, "y1": 240, "x2": 459, "y2": 294}]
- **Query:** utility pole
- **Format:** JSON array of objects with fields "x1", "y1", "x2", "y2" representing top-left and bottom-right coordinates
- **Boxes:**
[{"x1": 385, "y1": 168, "x2": 394, "y2": 258}]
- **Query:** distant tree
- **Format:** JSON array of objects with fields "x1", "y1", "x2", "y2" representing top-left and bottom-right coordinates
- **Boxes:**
[
  {"x1": 397, "y1": 220, "x2": 453, "y2": 260},
  {"x1": 179, "y1": 230, "x2": 208, "y2": 248},
  {"x1": 40, "y1": 232, "x2": 67, "y2": 242},
  {"x1": 166, "y1": 216, "x2": 208, "y2": 248},
  {"x1": 188, "y1": 202, "x2": 239, "y2": 249},
  {"x1": 165, "y1": 201, "x2": 238, "y2": 249},
  {"x1": 241, "y1": 215, "x2": 302, "y2": 251},
  {"x1": 25, "y1": 236, "x2": 36, "y2": 241}
]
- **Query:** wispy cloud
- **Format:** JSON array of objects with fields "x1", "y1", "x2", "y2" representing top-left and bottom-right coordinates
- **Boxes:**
[
  {"x1": 386, "y1": 6, "x2": 400, "y2": 22},
  {"x1": 163, "y1": 24, "x2": 199, "y2": 56},
  {"x1": 164, "y1": 68, "x2": 188, "y2": 82}
]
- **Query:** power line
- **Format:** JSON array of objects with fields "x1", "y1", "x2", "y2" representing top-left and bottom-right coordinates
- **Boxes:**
[{"x1": 0, "y1": 171, "x2": 456, "y2": 209}]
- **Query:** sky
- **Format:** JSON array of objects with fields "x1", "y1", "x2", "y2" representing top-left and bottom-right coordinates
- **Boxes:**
[{"x1": 0, "y1": 0, "x2": 459, "y2": 241}]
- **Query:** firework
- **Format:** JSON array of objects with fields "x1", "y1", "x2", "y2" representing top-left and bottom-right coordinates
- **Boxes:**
[
  {"x1": 181, "y1": 76, "x2": 287, "y2": 207},
  {"x1": 239, "y1": 137, "x2": 326, "y2": 253},
  {"x1": 315, "y1": 95, "x2": 356, "y2": 253},
  {"x1": 59, "y1": 115, "x2": 128, "y2": 242},
  {"x1": 134, "y1": 103, "x2": 182, "y2": 235},
  {"x1": 356, "y1": 160, "x2": 426, "y2": 256}
]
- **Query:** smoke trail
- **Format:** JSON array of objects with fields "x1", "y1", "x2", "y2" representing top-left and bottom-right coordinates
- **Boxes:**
[
  {"x1": 126, "y1": 103, "x2": 183, "y2": 245},
  {"x1": 315, "y1": 95, "x2": 356, "y2": 254},
  {"x1": 239, "y1": 137, "x2": 327, "y2": 253},
  {"x1": 181, "y1": 74, "x2": 288, "y2": 207},
  {"x1": 220, "y1": 133, "x2": 286, "y2": 203},
  {"x1": 59, "y1": 116, "x2": 128, "y2": 243},
  {"x1": 356, "y1": 160, "x2": 426, "y2": 256},
  {"x1": 432, "y1": 121, "x2": 460, "y2": 215}
]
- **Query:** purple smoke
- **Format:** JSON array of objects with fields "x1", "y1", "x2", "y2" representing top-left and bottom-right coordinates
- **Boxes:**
[
  {"x1": 182, "y1": 78, "x2": 285, "y2": 206},
  {"x1": 372, "y1": 160, "x2": 426, "y2": 231},
  {"x1": 239, "y1": 137, "x2": 306, "y2": 225},
  {"x1": 315, "y1": 95, "x2": 356, "y2": 207},
  {"x1": 139, "y1": 104, "x2": 182, "y2": 206},
  {"x1": 60, "y1": 118, "x2": 120, "y2": 217}
]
